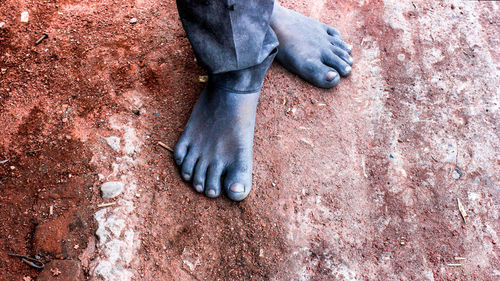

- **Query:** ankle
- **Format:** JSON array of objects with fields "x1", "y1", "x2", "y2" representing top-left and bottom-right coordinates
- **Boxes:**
[{"x1": 209, "y1": 48, "x2": 277, "y2": 93}]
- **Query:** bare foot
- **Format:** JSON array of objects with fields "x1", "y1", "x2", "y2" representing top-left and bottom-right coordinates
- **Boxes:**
[
  {"x1": 271, "y1": 2, "x2": 353, "y2": 88},
  {"x1": 174, "y1": 85, "x2": 258, "y2": 201},
  {"x1": 174, "y1": 51, "x2": 277, "y2": 201}
]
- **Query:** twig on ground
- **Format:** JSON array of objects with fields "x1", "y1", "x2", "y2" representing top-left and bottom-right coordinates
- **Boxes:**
[
  {"x1": 457, "y1": 198, "x2": 467, "y2": 223},
  {"x1": 158, "y1": 141, "x2": 174, "y2": 153},
  {"x1": 97, "y1": 202, "x2": 117, "y2": 208},
  {"x1": 35, "y1": 33, "x2": 48, "y2": 45},
  {"x1": 8, "y1": 254, "x2": 44, "y2": 269}
]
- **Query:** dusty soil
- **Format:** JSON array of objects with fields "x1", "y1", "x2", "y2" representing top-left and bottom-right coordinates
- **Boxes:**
[{"x1": 1, "y1": 0, "x2": 498, "y2": 280}]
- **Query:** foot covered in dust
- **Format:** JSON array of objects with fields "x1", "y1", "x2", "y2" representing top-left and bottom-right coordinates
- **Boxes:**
[
  {"x1": 174, "y1": 85, "x2": 258, "y2": 201},
  {"x1": 271, "y1": 2, "x2": 353, "y2": 88}
]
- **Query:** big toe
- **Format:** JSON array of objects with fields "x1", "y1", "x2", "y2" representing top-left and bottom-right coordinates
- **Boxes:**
[
  {"x1": 302, "y1": 59, "x2": 340, "y2": 89},
  {"x1": 224, "y1": 164, "x2": 252, "y2": 201}
]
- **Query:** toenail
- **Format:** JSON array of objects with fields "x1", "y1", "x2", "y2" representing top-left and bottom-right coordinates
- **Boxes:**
[
  {"x1": 230, "y1": 183, "x2": 245, "y2": 193},
  {"x1": 195, "y1": 184, "x2": 203, "y2": 193},
  {"x1": 207, "y1": 189, "x2": 216, "y2": 197},
  {"x1": 348, "y1": 57, "x2": 353, "y2": 63},
  {"x1": 183, "y1": 173, "x2": 191, "y2": 180},
  {"x1": 345, "y1": 65, "x2": 351, "y2": 73},
  {"x1": 326, "y1": 71, "x2": 337, "y2": 81},
  {"x1": 346, "y1": 44, "x2": 352, "y2": 51}
]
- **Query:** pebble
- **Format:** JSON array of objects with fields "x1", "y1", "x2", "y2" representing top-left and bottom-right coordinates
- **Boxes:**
[
  {"x1": 452, "y1": 168, "x2": 462, "y2": 180},
  {"x1": 21, "y1": 11, "x2": 29, "y2": 23},
  {"x1": 104, "y1": 136, "x2": 121, "y2": 152},
  {"x1": 0, "y1": 22, "x2": 5, "y2": 28},
  {"x1": 129, "y1": 18, "x2": 137, "y2": 24},
  {"x1": 101, "y1": 181, "x2": 124, "y2": 198}
]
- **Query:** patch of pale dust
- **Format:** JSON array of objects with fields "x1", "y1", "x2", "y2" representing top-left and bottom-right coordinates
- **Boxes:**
[
  {"x1": 309, "y1": 0, "x2": 327, "y2": 19},
  {"x1": 422, "y1": 48, "x2": 444, "y2": 69},
  {"x1": 86, "y1": 92, "x2": 149, "y2": 280},
  {"x1": 109, "y1": 117, "x2": 142, "y2": 156},
  {"x1": 90, "y1": 126, "x2": 142, "y2": 280},
  {"x1": 382, "y1": 0, "x2": 415, "y2": 54},
  {"x1": 350, "y1": 36, "x2": 388, "y2": 125}
]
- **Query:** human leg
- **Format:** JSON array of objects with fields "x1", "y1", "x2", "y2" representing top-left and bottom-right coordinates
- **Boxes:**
[{"x1": 174, "y1": 0, "x2": 278, "y2": 201}]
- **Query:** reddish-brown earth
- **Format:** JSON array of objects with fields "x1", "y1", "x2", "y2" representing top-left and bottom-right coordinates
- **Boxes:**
[{"x1": 1, "y1": 0, "x2": 498, "y2": 280}]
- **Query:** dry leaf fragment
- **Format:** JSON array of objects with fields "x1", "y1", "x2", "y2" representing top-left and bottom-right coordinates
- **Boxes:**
[
  {"x1": 199, "y1": 75, "x2": 208, "y2": 83},
  {"x1": 51, "y1": 267, "x2": 61, "y2": 276}
]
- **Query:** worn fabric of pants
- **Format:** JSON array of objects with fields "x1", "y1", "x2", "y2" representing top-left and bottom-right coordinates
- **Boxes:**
[{"x1": 176, "y1": 0, "x2": 278, "y2": 91}]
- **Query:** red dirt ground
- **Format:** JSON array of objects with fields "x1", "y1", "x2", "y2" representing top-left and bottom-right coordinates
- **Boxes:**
[{"x1": 1, "y1": 0, "x2": 498, "y2": 280}]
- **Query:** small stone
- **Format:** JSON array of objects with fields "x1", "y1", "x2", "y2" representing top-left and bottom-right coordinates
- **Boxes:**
[
  {"x1": 452, "y1": 168, "x2": 462, "y2": 180},
  {"x1": 104, "y1": 136, "x2": 121, "y2": 152},
  {"x1": 101, "y1": 181, "x2": 124, "y2": 198},
  {"x1": 0, "y1": 22, "x2": 5, "y2": 28},
  {"x1": 397, "y1": 53, "x2": 406, "y2": 61},
  {"x1": 129, "y1": 17, "x2": 137, "y2": 24},
  {"x1": 21, "y1": 11, "x2": 29, "y2": 23}
]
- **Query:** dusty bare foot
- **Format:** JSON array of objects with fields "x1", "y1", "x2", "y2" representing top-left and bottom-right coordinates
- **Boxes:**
[{"x1": 271, "y1": 2, "x2": 353, "y2": 88}]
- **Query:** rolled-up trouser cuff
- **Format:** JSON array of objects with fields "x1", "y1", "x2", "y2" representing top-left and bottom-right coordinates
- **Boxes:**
[
  {"x1": 208, "y1": 47, "x2": 277, "y2": 93},
  {"x1": 177, "y1": 0, "x2": 278, "y2": 74}
]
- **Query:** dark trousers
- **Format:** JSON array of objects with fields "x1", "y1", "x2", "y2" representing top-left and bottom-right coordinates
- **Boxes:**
[{"x1": 176, "y1": 0, "x2": 278, "y2": 92}]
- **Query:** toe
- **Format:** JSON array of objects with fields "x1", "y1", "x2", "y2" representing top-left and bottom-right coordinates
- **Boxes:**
[
  {"x1": 174, "y1": 137, "x2": 189, "y2": 165},
  {"x1": 326, "y1": 26, "x2": 341, "y2": 38},
  {"x1": 302, "y1": 59, "x2": 340, "y2": 88},
  {"x1": 181, "y1": 150, "x2": 198, "y2": 181},
  {"x1": 193, "y1": 160, "x2": 208, "y2": 193},
  {"x1": 205, "y1": 162, "x2": 223, "y2": 198},
  {"x1": 330, "y1": 37, "x2": 352, "y2": 54},
  {"x1": 332, "y1": 46, "x2": 353, "y2": 66},
  {"x1": 322, "y1": 52, "x2": 352, "y2": 76},
  {"x1": 223, "y1": 163, "x2": 252, "y2": 201}
]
